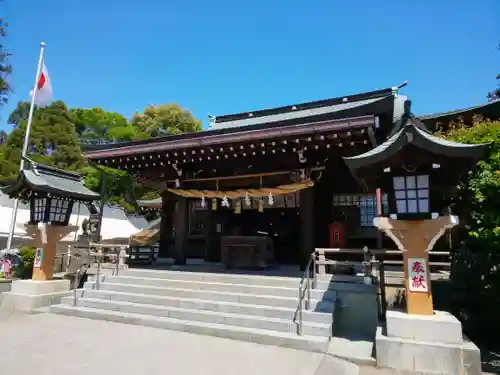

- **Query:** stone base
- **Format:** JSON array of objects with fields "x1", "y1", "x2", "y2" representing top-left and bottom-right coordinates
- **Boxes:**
[
  {"x1": 1, "y1": 279, "x2": 71, "y2": 312},
  {"x1": 0, "y1": 279, "x2": 12, "y2": 294},
  {"x1": 376, "y1": 310, "x2": 481, "y2": 375},
  {"x1": 386, "y1": 309, "x2": 463, "y2": 344}
]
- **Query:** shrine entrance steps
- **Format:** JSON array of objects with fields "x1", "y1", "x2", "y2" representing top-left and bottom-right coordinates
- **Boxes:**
[{"x1": 49, "y1": 268, "x2": 338, "y2": 352}]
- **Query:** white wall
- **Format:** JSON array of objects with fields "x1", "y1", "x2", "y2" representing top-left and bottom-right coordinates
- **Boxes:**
[{"x1": 0, "y1": 193, "x2": 150, "y2": 249}]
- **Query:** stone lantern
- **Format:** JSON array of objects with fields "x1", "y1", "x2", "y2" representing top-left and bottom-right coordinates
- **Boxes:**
[
  {"x1": 1, "y1": 158, "x2": 99, "y2": 311},
  {"x1": 344, "y1": 101, "x2": 488, "y2": 312},
  {"x1": 343, "y1": 100, "x2": 489, "y2": 374}
]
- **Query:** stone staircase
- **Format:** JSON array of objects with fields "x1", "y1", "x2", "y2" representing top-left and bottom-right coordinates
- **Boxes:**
[{"x1": 49, "y1": 268, "x2": 338, "y2": 352}]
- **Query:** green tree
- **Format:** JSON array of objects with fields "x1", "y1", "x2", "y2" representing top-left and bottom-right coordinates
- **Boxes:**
[
  {"x1": 7, "y1": 101, "x2": 31, "y2": 127},
  {"x1": 438, "y1": 118, "x2": 500, "y2": 342},
  {"x1": 71, "y1": 107, "x2": 136, "y2": 141},
  {"x1": 0, "y1": 130, "x2": 6, "y2": 165},
  {"x1": 80, "y1": 103, "x2": 203, "y2": 213},
  {"x1": 82, "y1": 165, "x2": 149, "y2": 213},
  {"x1": 14, "y1": 246, "x2": 35, "y2": 279},
  {"x1": 131, "y1": 103, "x2": 203, "y2": 138},
  {"x1": 0, "y1": 16, "x2": 11, "y2": 106},
  {"x1": 487, "y1": 44, "x2": 500, "y2": 102},
  {"x1": 1, "y1": 100, "x2": 203, "y2": 215},
  {"x1": 0, "y1": 101, "x2": 84, "y2": 183}
]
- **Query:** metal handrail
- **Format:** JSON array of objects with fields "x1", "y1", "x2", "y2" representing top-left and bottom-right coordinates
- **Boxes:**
[
  {"x1": 297, "y1": 253, "x2": 315, "y2": 336},
  {"x1": 71, "y1": 247, "x2": 127, "y2": 307},
  {"x1": 95, "y1": 250, "x2": 103, "y2": 290},
  {"x1": 73, "y1": 268, "x2": 80, "y2": 306},
  {"x1": 115, "y1": 248, "x2": 120, "y2": 276}
]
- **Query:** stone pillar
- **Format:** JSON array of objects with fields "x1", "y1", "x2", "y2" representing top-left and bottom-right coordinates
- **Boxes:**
[
  {"x1": 21, "y1": 224, "x2": 78, "y2": 281},
  {"x1": 373, "y1": 215, "x2": 458, "y2": 315},
  {"x1": 172, "y1": 197, "x2": 188, "y2": 265},
  {"x1": 159, "y1": 192, "x2": 175, "y2": 258},
  {"x1": 299, "y1": 188, "x2": 314, "y2": 271}
]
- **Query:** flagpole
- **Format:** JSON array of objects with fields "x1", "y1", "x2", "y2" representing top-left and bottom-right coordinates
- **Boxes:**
[{"x1": 5, "y1": 42, "x2": 47, "y2": 251}]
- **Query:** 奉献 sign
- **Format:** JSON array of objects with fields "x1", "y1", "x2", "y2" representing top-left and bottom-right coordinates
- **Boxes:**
[
  {"x1": 34, "y1": 248, "x2": 43, "y2": 268},
  {"x1": 408, "y1": 257, "x2": 429, "y2": 292}
]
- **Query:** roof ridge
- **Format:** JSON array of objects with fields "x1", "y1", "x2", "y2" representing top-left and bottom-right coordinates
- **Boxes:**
[
  {"x1": 419, "y1": 100, "x2": 500, "y2": 120},
  {"x1": 25, "y1": 157, "x2": 83, "y2": 182},
  {"x1": 214, "y1": 86, "x2": 395, "y2": 123}
]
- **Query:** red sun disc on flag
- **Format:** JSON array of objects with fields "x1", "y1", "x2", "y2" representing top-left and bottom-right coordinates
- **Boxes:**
[{"x1": 38, "y1": 72, "x2": 46, "y2": 90}]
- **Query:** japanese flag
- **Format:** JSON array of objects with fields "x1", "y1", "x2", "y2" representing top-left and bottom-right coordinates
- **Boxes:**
[{"x1": 30, "y1": 62, "x2": 52, "y2": 106}]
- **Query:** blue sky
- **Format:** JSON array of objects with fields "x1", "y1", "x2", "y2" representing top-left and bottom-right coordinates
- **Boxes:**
[{"x1": 1, "y1": 0, "x2": 499, "y2": 131}]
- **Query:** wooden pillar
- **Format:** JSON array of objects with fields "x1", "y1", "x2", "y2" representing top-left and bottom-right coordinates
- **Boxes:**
[
  {"x1": 373, "y1": 215, "x2": 458, "y2": 315},
  {"x1": 299, "y1": 187, "x2": 314, "y2": 271},
  {"x1": 172, "y1": 197, "x2": 188, "y2": 265},
  {"x1": 314, "y1": 180, "x2": 331, "y2": 248},
  {"x1": 204, "y1": 207, "x2": 218, "y2": 262},
  {"x1": 22, "y1": 224, "x2": 78, "y2": 281},
  {"x1": 375, "y1": 188, "x2": 384, "y2": 249},
  {"x1": 159, "y1": 192, "x2": 175, "y2": 258}
]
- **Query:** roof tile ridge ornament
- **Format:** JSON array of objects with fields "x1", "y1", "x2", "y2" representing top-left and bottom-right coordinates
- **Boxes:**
[
  {"x1": 22, "y1": 156, "x2": 83, "y2": 182},
  {"x1": 387, "y1": 99, "x2": 430, "y2": 139},
  {"x1": 208, "y1": 114, "x2": 217, "y2": 129}
]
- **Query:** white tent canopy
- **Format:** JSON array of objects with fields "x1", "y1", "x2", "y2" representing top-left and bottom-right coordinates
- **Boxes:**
[{"x1": 0, "y1": 193, "x2": 149, "y2": 248}]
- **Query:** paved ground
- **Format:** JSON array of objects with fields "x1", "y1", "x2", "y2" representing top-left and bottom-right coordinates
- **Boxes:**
[
  {"x1": 0, "y1": 311, "x2": 362, "y2": 375},
  {"x1": 1, "y1": 309, "x2": 493, "y2": 375}
]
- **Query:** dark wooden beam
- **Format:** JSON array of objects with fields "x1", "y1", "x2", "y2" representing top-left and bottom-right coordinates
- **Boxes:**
[
  {"x1": 87, "y1": 115, "x2": 375, "y2": 160},
  {"x1": 172, "y1": 197, "x2": 188, "y2": 265},
  {"x1": 159, "y1": 191, "x2": 176, "y2": 258},
  {"x1": 299, "y1": 187, "x2": 314, "y2": 270}
]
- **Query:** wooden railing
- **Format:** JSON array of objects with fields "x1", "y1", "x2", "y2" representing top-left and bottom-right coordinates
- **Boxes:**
[
  {"x1": 314, "y1": 247, "x2": 451, "y2": 274},
  {"x1": 54, "y1": 243, "x2": 129, "y2": 276},
  {"x1": 309, "y1": 247, "x2": 451, "y2": 325}
]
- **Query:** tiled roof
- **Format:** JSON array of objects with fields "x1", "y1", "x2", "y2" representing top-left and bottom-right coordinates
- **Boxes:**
[
  {"x1": 1, "y1": 159, "x2": 100, "y2": 201},
  {"x1": 419, "y1": 100, "x2": 500, "y2": 120},
  {"x1": 211, "y1": 97, "x2": 389, "y2": 130},
  {"x1": 344, "y1": 119, "x2": 490, "y2": 170}
]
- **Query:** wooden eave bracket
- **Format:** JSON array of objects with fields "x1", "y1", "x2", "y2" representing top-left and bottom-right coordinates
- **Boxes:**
[{"x1": 372, "y1": 215, "x2": 459, "y2": 252}]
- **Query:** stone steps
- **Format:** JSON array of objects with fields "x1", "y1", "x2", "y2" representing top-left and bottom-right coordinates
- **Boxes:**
[
  {"x1": 59, "y1": 296, "x2": 332, "y2": 337},
  {"x1": 85, "y1": 281, "x2": 336, "y2": 310},
  {"x1": 70, "y1": 289, "x2": 333, "y2": 324},
  {"x1": 50, "y1": 305, "x2": 330, "y2": 352},
  {"x1": 101, "y1": 275, "x2": 337, "y2": 300},
  {"x1": 120, "y1": 268, "x2": 322, "y2": 288},
  {"x1": 49, "y1": 269, "x2": 337, "y2": 352},
  {"x1": 120, "y1": 268, "x2": 373, "y2": 293}
]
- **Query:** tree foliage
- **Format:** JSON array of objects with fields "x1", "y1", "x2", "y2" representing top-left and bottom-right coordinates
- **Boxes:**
[
  {"x1": 487, "y1": 44, "x2": 500, "y2": 102},
  {"x1": 0, "y1": 16, "x2": 11, "y2": 106},
  {"x1": 0, "y1": 100, "x2": 203, "y2": 214},
  {"x1": 71, "y1": 107, "x2": 135, "y2": 142},
  {"x1": 8, "y1": 101, "x2": 31, "y2": 127},
  {"x1": 131, "y1": 104, "x2": 203, "y2": 138},
  {"x1": 0, "y1": 101, "x2": 84, "y2": 182},
  {"x1": 438, "y1": 117, "x2": 500, "y2": 342}
]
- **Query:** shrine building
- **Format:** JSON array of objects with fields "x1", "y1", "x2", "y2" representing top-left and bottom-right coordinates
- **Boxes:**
[{"x1": 82, "y1": 85, "x2": 497, "y2": 269}]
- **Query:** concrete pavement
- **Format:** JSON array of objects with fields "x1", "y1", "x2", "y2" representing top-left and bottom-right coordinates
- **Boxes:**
[
  {"x1": 0, "y1": 309, "x2": 480, "y2": 375},
  {"x1": 0, "y1": 312, "x2": 359, "y2": 375}
]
